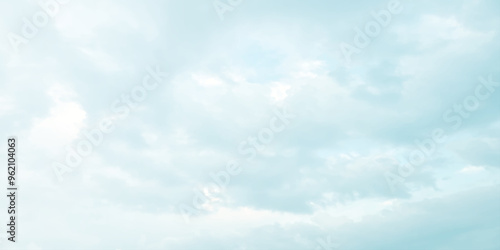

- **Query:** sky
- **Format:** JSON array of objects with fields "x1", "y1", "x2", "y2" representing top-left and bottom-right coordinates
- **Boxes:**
[{"x1": 0, "y1": 0, "x2": 499, "y2": 249}]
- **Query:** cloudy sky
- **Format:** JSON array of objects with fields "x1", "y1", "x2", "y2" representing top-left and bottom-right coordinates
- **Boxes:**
[{"x1": 0, "y1": 0, "x2": 499, "y2": 249}]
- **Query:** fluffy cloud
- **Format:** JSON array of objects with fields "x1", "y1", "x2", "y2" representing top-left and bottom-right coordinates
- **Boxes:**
[{"x1": 0, "y1": 0, "x2": 499, "y2": 249}]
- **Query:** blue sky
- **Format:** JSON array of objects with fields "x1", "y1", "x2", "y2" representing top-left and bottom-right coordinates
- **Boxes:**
[{"x1": 0, "y1": 0, "x2": 499, "y2": 249}]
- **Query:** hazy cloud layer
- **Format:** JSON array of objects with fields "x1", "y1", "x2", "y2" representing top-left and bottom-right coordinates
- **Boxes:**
[{"x1": 0, "y1": 0, "x2": 499, "y2": 249}]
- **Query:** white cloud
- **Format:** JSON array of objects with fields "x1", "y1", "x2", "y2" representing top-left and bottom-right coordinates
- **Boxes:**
[
  {"x1": 28, "y1": 84, "x2": 86, "y2": 155},
  {"x1": 459, "y1": 166, "x2": 485, "y2": 173}
]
